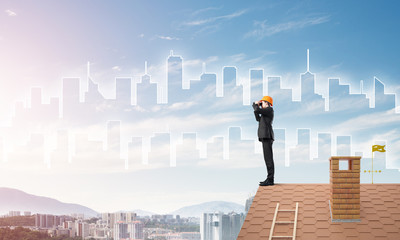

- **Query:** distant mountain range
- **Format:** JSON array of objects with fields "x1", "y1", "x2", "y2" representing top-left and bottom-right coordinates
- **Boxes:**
[
  {"x1": 0, "y1": 187, "x2": 99, "y2": 218},
  {"x1": 170, "y1": 201, "x2": 245, "y2": 218},
  {"x1": 0, "y1": 187, "x2": 244, "y2": 218}
]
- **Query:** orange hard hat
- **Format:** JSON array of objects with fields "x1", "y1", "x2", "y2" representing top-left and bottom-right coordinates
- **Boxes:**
[{"x1": 260, "y1": 96, "x2": 273, "y2": 106}]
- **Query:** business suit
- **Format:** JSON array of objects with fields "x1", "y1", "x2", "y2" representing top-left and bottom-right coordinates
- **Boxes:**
[{"x1": 252, "y1": 102, "x2": 275, "y2": 182}]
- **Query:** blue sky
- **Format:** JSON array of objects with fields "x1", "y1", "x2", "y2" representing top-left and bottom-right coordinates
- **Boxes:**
[{"x1": 0, "y1": 0, "x2": 399, "y2": 214}]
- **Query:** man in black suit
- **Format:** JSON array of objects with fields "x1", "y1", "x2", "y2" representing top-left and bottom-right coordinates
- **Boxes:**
[{"x1": 252, "y1": 96, "x2": 275, "y2": 186}]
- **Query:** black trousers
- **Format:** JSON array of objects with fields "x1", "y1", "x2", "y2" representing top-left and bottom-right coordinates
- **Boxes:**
[{"x1": 261, "y1": 139, "x2": 274, "y2": 180}]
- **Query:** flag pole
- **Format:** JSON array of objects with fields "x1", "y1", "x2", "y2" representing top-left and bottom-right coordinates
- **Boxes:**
[{"x1": 372, "y1": 149, "x2": 374, "y2": 184}]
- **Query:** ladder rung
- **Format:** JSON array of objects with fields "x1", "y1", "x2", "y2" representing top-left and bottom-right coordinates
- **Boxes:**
[
  {"x1": 276, "y1": 221, "x2": 294, "y2": 224},
  {"x1": 278, "y1": 209, "x2": 296, "y2": 212},
  {"x1": 272, "y1": 236, "x2": 293, "y2": 238}
]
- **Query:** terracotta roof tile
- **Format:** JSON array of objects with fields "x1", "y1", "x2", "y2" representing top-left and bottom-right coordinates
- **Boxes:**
[
  {"x1": 249, "y1": 217, "x2": 265, "y2": 225},
  {"x1": 315, "y1": 207, "x2": 326, "y2": 215},
  {"x1": 315, "y1": 201, "x2": 327, "y2": 207},
  {"x1": 369, "y1": 220, "x2": 384, "y2": 229},
  {"x1": 371, "y1": 228, "x2": 389, "y2": 237},
  {"x1": 315, "y1": 221, "x2": 330, "y2": 229},
  {"x1": 300, "y1": 233, "x2": 318, "y2": 239},
  {"x1": 354, "y1": 233, "x2": 375, "y2": 240},
  {"x1": 238, "y1": 184, "x2": 400, "y2": 239},
  {"x1": 356, "y1": 224, "x2": 371, "y2": 233},
  {"x1": 301, "y1": 211, "x2": 315, "y2": 219},
  {"x1": 343, "y1": 228, "x2": 360, "y2": 236},
  {"x1": 392, "y1": 213, "x2": 400, "y2": 220},
  {"x1": 269, "y1": 196, "x2": 282, "y2": 201},
  {"x1": 387, "y1": 233, "x2": 400, "y2": 239},
  {"x1": 295, "y1": 221, "x2": 304, "y2": 229},
  {"x1": 363, "y1": 207, "x2": 378, "y2": 215},
  {"x1": 259, "y1": 228, "x2": 269, "y2": 237},
  {"x1": 315, "y1": 228, "x2": 330, "y2": 237},
  {"x1": 376, "y1": 211, "x2": 391, "y2": 218},
  {"x1": 329, "y1": 232, "x2": 346, "y2": 239},
  {"x1": 327, "y1": 224, "x2": 343, "y2": 233},
  {"x1": 362, "y1": 202, "x2": 374, "y2": 207},
  {"x1": 302, "y1": 225, "x2": 315, "y2": 233},
  {"x1": 302, "y1": 217, "x2": 317, "y2": 225},
  {"x1": 385, "y1": 202, "x2": 398, "y2": 208},
  {"x1": 315, "y1": 213, "x2": 328, "y2": 221},
  {"x1": 246, "y1": 224, "x2": 263, "y2": 233},
  {"x1": 253, "y1": 211, "x2": 268, "y2": 218},
  {"x1": 241, "y1": 232, "x2": 259, "y2": 239},
  {"x1": 303, "y1": 204, "x2": 316, "y2": 211},
  {"x1": 317, "y1": 237, "x2": 330, "y2": 240},
  {"x1": 346, "y1": 236, "x2": 364, "y2": 240},
  {"x1": 383, "y1": 224, "x2": 400, "y2": 233}
]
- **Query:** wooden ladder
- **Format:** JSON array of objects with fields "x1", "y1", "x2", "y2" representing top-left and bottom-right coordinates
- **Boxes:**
[{"x1": 268, "y1": 202, "x2": 299, "y2": 240}]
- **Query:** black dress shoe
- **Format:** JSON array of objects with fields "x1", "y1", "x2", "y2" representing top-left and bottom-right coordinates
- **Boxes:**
[
  {"x1": 259, "y1": 179, "x2": 268, "y2": 184},
  {"x1": 259, "y1": 179, "x2": 274, "y2": 186}
]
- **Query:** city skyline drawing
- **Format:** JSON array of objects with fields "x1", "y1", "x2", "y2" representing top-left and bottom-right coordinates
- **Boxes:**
[{"x1": 1, "y1": 50, "x2": 398, "y2": 173}]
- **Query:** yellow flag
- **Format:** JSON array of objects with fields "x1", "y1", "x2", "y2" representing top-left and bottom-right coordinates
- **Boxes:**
[{"x1": 372, "y1": 145, "x2": 386, "y2": 152}]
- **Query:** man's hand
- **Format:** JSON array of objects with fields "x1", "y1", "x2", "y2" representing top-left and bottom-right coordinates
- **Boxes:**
[{"x1": 254, "y1": 101, "x2": 259, "y2": 105}]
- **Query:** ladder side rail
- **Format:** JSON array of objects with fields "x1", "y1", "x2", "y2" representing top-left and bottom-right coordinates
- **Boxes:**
[
  {"x1": 292, "y1": 202, "x2": 299, "y2": 240},
  {"x1": 269, "y1": 203, "x2": 280, "y2": 240}
]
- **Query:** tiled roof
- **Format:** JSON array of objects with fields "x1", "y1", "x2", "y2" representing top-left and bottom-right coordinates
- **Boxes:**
[{"x1": 238, "y1": 184, "x2": 400, "y2": 240}]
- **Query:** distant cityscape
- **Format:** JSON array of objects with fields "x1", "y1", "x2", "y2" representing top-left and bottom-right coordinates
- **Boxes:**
[{"x1": 1, "y1": 195, "x2": 254, "y2": 240}]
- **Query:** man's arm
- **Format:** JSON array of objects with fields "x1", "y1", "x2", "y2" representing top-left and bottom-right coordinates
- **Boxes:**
[
  {"x1": 254, "y1": 105, "x2": 273, "y2": 118},
  {"x1": 252, "y1": 102, "x2": 259, "y2": 111},
  {"x1": 252, "y1": 102, "x2": 261, "y2": 121}
]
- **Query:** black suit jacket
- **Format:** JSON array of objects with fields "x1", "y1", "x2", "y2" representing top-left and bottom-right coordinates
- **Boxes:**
[{"x1": 252, "y1": 102, "x2": 274, "y2": 142}]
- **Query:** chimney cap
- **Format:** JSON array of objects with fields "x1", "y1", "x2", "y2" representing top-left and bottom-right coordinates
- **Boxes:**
[{"x1": 329, "y1": 156, "x2": 361, "y2": 160}]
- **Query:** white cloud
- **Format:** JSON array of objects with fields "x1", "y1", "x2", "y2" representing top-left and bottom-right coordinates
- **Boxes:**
[
  {"x1": 287, "y1": 143, "x2": 312, "y2": 163},
  {"x1": 245, "y1": 16, "x2": 330, "y2": 39},
  {"x1": 229, "y1": 51, "x2": 277, "y2": 65},
  {"x1": 112, "y1": 66, "x2": 121, "y2": 71},
  {"x1": 168, "y1": 101, "x2": 196, "y2": 111},
  {"x1": 206, "y1": 56, "x2": 219, "y2": 63},
  {"x1": 192, "y1": 24, "x2": 221, "y2": 37},
  {"x1": 245, "y1": 56, "x2": 264, "y2": 65},
  {"x1": 199, "y1": 140, "x2": 263, "y2": 169},
  {"x1": 5, "y1": 9, "x2": 16, "y2": 16},
  {"x1": 278, "y1": 98, "x2": 325, "y2": 118},
  {"x1": 151, "y1": 105, "x2": 162, "y2": 112},
  {"x1": 95, "y1": 101, "x2": 114, "y2": 112},
  {"x1": 156, "y1": 35, "x2": 181, "y2": 41},
  {"x1": 191, "y1": 6, "x2": 223, "y2": 16},
  {"x1": 179, "y1": 8, "x2": 247, "y2": 37},
  {"x1": 328, "y1": 94, "x2": 370, "y2": 112},
  {"x1": 138, "y1": 33, "x2": 144, "y2": 38},
  {"x1": 121, "y1": 113, "x2": 243, "y2": 137},
  {"x1": 183, "y1": 59, "x2": 201, "y2": 68},
  {"x1": 183, "y1": 9, "x2": 248, "y2": 26},
  {"x1": 230, "y1": 53, "x2": 246, "y2": 63},
  {"x1": 334, "y1": 108, "x2": 400, "y2": 135},
  {"x1": 183, "y1": 56, "x2": 219, "y2": 68},
  {"x1": 132, "y1": 105, "x2": 146, "y2": 112}
]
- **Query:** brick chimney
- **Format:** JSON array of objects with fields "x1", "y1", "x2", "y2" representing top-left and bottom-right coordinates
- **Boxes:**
[{"x1": 329, "y1": 156, "x2": 361, "y2": 222}]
